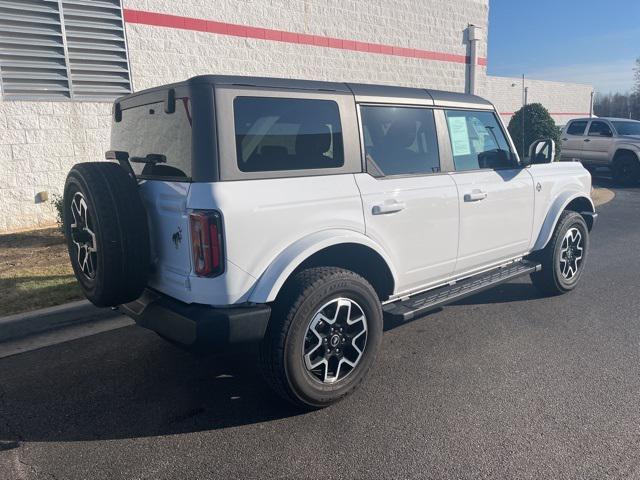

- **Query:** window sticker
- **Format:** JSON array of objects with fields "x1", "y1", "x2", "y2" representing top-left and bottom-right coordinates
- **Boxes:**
[{"x1": 447, "y1": 116, "x2": 471, "y2": 156}]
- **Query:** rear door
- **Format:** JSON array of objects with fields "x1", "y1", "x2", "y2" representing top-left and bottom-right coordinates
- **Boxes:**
[
  {"x1": 560, "y1": 120, "x2": 588, "y2": 161},
  {"x1": 582, "y1": 120, "x2": 614, "y2": 165},
  {"x1": 443, "y1": 109, "x2": 534, "y2": 275},
  {"x1": 212, "y1": 85, "x2": 366, "y2": 288},
  {"x1": 111, "y1": 95, "x2": 193, "y2": 298},
  {"x1": 355, "y1": 104, "x2": 459, "y2": 293}
]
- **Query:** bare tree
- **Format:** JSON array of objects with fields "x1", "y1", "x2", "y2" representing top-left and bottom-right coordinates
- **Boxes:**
[{"x1": 593, "y1": 58, "x2": 640, "y2": 120}]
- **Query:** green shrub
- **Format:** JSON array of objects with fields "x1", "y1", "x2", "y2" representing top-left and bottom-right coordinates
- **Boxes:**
[
  {"x1": 507, "y1": 103, "x2": 562, "y2": 160},
  {"x1": 51, "y1": 194, "x2": 64, "y2": 233}
]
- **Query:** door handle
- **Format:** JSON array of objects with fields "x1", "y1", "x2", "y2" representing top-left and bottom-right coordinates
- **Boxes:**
[
  {"x1": 464, "y1": 190, "x2": 488, "y2": 202},
  {"x1": 583, "y1": 138, "x2": 591, "y2": 142},
  {"x1": 372, "y1": 201, "x2": 406, "y2": 215},
  {"x1": 562, "y1": 138, "x2": 568, "y2": 141}
]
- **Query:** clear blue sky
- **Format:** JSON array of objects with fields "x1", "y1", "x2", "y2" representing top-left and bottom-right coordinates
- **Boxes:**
[{"x1": 487, "y1": 0, "x2": 639, "y2": 93}]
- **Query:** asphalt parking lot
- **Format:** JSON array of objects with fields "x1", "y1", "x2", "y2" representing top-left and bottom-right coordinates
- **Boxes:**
[{"x1": 1, "y1": 177, "x2": 639, "y2": 480}]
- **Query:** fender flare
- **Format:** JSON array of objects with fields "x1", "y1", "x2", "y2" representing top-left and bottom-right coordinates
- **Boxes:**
[
  {"x1": 248, "y1": 229, "x2": 398, "y2": 303},
  {"x1": 613, "y1": 145, "x2": 640, "y2": 163},
  {"x1": 531, "y1": 192, "x2": 595, "y2": 251}
]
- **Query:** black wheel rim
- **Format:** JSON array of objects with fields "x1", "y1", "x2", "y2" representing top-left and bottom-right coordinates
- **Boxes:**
[
  {"x1": 302, "y1": 297, "x2": 368, "y2": 384},
  {"x1": 559, "y1": 227, "x2": 583, "y2": 280},
  {"x1": 69, "y1": 192, "x2": 98, "y2": 280}
]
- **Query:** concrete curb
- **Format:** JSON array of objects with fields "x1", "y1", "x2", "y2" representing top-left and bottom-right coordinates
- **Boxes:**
[{"x1": 0, "y1": 300, "x2": 120, "y2": 343}]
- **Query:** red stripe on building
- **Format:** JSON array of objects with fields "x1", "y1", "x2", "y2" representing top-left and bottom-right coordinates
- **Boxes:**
[{"x1": 123, "y1": 9, "x2": 487, "y2": 66}]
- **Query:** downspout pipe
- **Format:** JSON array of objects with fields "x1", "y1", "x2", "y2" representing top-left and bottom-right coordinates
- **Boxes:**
[{"x1": 467, "y1": 24, "x2": 480, "y2": 95}]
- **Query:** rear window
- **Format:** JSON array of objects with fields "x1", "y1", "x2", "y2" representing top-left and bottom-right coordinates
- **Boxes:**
[
  {"x1": 233, "y1": 97, "x2": 344, "y2": 172},
  {"x1": 566, "y1": 120, "x2": 588, "y2": 136},
  {"x1": 612, "y1": 120, "x2": 640, "y2": 136},
  {"x1": 111, "y1": 98, "x2": 192, "y2": 179},
  {"x1": 588, "y1": 121, "x2": 612, "y2": 136}
]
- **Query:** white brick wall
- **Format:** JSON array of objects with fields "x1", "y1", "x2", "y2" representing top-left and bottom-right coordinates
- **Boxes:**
[
  {"x1": 0, "y1": 0, "x2": 593, "y2": 233},
  {"x1": 126, "y1": 23, "x2": 470, "y2": 93},
  {"x1": 0, "y1": 101, "x2": 111, "y2": 232},
  {"x1": 125, "y1": 0, "x2": 489, "y2": 60},
  {"x1": 124, "y1": 0, "x2": 488, "y2": 92},
  {"x1": 480, "y1": 75, "x2": 593, "y2": 126}
]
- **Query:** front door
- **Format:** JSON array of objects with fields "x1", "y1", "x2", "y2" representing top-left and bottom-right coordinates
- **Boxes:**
[
  {"x1": 355, "y1": 104, "x2": 459, "y2": 294},
  {"x1": 561, "y1": 119, "x2": 589, "y2": 161},
  {"x1": 442, "y1": 109, "x2": 535, "y2": 274}
]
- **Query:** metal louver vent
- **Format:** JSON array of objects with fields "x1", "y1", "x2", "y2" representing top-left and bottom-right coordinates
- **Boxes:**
[
  {"x1": 61, "y1": 0, "x2": 131, "y2": 99},
  {"x1": 0, "y1": 0, "x2": 71, "y2": 99},
  {"x1": 0, "y1": 0, "x2": 131, "y2": 100}
]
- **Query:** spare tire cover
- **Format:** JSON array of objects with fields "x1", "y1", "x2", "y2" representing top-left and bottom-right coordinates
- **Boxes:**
[{"x1": 63, "y1": 162, "x2": 150, "y2": 307}]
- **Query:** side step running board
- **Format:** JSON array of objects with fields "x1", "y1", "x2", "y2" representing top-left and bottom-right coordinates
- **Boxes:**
[{"x1": 383, "y1": 260, "x2": 541, "y2": 322}]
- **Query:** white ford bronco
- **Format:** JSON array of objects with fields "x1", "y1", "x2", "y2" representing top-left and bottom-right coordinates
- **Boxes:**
[{"x1": 64, "y1": 75, "x2": 597, "y2": 408}]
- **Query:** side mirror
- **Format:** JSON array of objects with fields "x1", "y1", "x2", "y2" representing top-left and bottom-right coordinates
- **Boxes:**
[{"x1": 525, "y1": 138, "x2": 556, "y2": 165}]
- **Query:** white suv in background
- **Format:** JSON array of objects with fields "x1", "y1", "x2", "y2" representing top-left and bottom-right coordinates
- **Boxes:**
[
  {"x1": 63, "y1": 75, "x2": 597, "y2": 408},
  {"x1": 560, "y1": 117, "x2": 640, "y2": 184}
]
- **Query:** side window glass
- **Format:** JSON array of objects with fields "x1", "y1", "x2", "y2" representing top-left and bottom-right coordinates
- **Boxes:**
[
  {"x1": 567, "y1": 121, "x2": 588, "y2": 135},
  {"x1": 233, "y1": 97, "x2": 344, "y2": 172},
  {"x1": 588, "y1": 121, "x2": 612, "y2": 137},
  {"x1": 360, "y1": 106, "x2": 440, "y2": 176},
  {"x1": 445, "y1": 110, "x2": 514, "y2": 171}
]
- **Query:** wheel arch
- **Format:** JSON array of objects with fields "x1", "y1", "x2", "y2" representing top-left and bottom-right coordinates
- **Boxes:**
[
  {"x1": 248, "y1": 230, "x2": 397, "y2": 304},
  {"x1": 613, "y1": 147, "x2": 640, "y2": 164},
  {"x1": 532, "y1": 192, "x2": 595, "y2": 251}
]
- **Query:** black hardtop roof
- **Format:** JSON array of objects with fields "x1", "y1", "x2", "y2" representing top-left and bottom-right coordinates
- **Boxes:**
[{"x1": 117, "y1": 74, "x2": 494, "y2": 110}]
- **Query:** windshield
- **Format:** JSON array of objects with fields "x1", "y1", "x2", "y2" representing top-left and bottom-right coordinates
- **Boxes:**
[{"x1": 611, "y1": 121, "x2": 640, "y2": 136}]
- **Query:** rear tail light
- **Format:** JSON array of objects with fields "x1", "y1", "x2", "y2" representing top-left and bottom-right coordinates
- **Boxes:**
[{"x1": 190, "y1": 211, "x2": 224, "y2": 277}]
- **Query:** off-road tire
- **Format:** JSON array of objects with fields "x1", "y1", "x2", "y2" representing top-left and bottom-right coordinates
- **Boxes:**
[
  {"x1": 530, "y1": 210, "x2": 589, "y2": 296},
  {"x1": 611, "y1": 152, "x2": 640, "y2": 186},
  {"x1": 260, "y1": 267, "x2": 383, "y2": 409},
  {"x1": 63, "y1": 162, "x2": 150, "y2": 307}
]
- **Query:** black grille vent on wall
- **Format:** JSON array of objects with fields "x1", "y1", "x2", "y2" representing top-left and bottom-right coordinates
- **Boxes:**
[{"x1": 0, "y1": 0, "x2": 132, "y2": 100}]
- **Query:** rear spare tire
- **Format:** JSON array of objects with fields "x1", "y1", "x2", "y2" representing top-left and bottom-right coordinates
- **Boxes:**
[{"x1": 63, "y1": 162, "x2": 150, "y2": 307}]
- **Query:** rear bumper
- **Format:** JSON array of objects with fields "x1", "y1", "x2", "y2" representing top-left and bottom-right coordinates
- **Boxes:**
[{"x1": 120, "y1": 289, "x2": 271, "y2": 349}]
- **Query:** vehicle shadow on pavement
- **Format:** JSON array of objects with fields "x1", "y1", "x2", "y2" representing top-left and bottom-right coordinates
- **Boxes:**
[
  {"x1": 452, "y1": 282, "x2": 542, "y2": 306},
  {"x1": 0, "y1": 281, "x2": 568, "y2": 444},
  {"x1": 0, "y1": 326, "x2": 304, "y2": 443},
  {"x1": 382, "y1": 281, "x2": 542, "y2": 332},
  {"x1": 592, "y1": 175, "x2": 639, "y2": 190}
]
